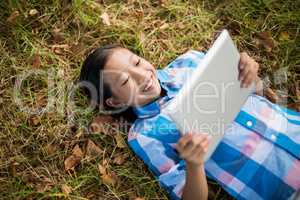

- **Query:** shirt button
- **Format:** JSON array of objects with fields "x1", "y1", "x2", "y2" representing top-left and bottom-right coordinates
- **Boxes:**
[
  {"x1": 271, "y1": 134, "x2": 277, "y2": 141},
  {"x1": 246, "y1": 121, "x2": 253, "y2": 127}
]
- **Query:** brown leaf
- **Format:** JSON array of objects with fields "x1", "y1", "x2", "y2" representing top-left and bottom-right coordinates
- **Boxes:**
[
  {"x1": 51, "y1": 44, "x2": 69, "y2": 55},
  {"x1": 113, "y1": 154, "x2": 128, "y2": 165},
  {"x1": 256, "y1": 31, "x2": 275, "y2": 52},
  {"x1": 134, "y1": 198, "x2": 145, "y2": 200},
  {"x1": 288, "y1": 102, "x2": 300, "y2": 112},
  {"x1": 100, "y1": 12, "x2": 111, "y2": 26},
  {"x1": 264, "y1": 88, "x2": 280, "y2": 103},
  {"x1": 44, "y1": 143, "x2": 59, "y2": 155},
  {"x1": 290, "y1": 83, "x2": 300, "y2": 100},
  {"x1": 89, "y1": 115, "x2": 114, "y2": 134},
  {"x1": 51, "y1": 28, "x2": 65, "y2": 44},
  {"x1": 114, "y1": 134, "x2": 126, "y2": 148},
  {"x1": 98, "y1": 163, "x2": 107, "y2": 175},
  {"x1": 279, "y1": 31, "x2": 290, "y2": 41},
  {"x1": 28, "y1": 115, "x2": 41, "y2": 126},
  {"x1": 64, "y1": 144, "x2": 83, "y2": 171},
  {"x1": 30, "y1": 54, "x2": 41, "y2": 69},
  {"x1": 85, "y1": 139, "x2": 103, "y2": 160},
  {"x1": 72, "y1": 144, "x2": 83, "y2": 158},
  {"x1": 7, "y1": 11, "x2": 20, "y2": 23},
  {"x1": 61, "y1": 184, "x2": 72, "y2": 196},
  {"x1": 101, "y1": 173, "x2": 117, "y2": 185},
  {"x1": 29, "y1": 9, "x2": 39, "y2": 16}
]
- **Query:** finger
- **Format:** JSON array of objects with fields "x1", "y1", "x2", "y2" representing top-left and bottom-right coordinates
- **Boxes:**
[
  {"x1": 238, "y1": 64, "x2": 251, "y2": 81},
  {"x1": 239, "y1": 52, "x2": 248, "y2": 70},
  {"x1": 242, "y1": 71, "x2": 255, "y2": 88},
  {"x1": 176, "y1": 134, "x2": 192, "y2": 152}
]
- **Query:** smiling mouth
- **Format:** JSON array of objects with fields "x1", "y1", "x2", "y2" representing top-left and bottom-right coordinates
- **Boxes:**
[{"x1": 142, "y1": 73, "x2": 154, "y2": 92}]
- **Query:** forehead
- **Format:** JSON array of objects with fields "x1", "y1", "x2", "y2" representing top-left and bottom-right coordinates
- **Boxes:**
[{"x1": 104, "y1": 48, "x2": 134, "y2": 71}]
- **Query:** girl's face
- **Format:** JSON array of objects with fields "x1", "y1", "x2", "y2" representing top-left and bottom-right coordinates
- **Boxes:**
[{"x1": 103, "y1": 48, "x2": 161, "y2": 107}]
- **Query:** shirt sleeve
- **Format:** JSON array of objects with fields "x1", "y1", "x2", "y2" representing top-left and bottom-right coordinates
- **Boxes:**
[
  {"x1": 127, "y1": 129, "x2": 186, "y2": 200},
  {"x1": 166, "y1": 50, "x2": 205, "y2": 69}
]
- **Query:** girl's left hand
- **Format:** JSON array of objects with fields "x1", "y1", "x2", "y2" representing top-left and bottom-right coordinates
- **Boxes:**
[{"x1": 238, "y1": 52, "x2": 259, "y2": 88}]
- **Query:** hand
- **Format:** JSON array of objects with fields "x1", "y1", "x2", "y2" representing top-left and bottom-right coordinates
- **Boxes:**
[
  {"x1": 238, "y1": 52, "x2": 259, "y2": 88},
  {"x1": 176, "y1": 133, "x2": 211, "y2": 167}
]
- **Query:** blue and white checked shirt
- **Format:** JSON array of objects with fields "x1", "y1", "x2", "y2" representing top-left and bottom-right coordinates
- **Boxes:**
[{"x1": 127, "y1": 50, "x2": 300, "y2": 200}]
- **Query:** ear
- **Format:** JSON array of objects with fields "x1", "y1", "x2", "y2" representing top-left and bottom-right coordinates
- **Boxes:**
[{"x1": 105, "y1": 97, "x2": 125, "y2": 108}]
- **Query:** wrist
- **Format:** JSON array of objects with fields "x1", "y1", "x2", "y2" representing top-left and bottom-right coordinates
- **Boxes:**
[{"x1": 186, "y1": 161, "x2": 204, "y2": 171}]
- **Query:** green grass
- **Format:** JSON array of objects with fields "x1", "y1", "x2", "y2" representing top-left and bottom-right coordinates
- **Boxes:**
[{"x1": 0, "y1": 0, "x2": 299, "y2": 199}]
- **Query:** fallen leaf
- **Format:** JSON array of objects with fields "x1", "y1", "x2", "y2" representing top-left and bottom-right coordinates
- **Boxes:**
[
  {"x1": 100, "y1": 12, "x2": 111, "y2": 26},
  {"x1": 264, "y1": 88, "x2": 280, "y2": 103},
  {"x1": 279, "y1": 31, "x2": 290, "y2": 41},
  {"x1": 134, "y1": 198, "x2": 145, "y2": 200},
  {"x1": 44, "y1": 143, "x2": 59, "y2": 155},
  {"x1": 159, "y1": 22, "x2": 169, "y2": 30},
  {"x1": 51, "y1": 44, "x2": 70, "y2": 55},
  {"x1": 30, "y1": 54, "x2": 41, "y2": 69},
  {"x1": 89, "y1": 115, "x2": 114, "y2": 134},
  {"x1": 288, "y1": 102, "x2": 300, "y2": 112},
  {"x1": 28, "y1": 115, "x2": 41, "y2": 126},
  {"x1": 85, "y1": 139, "x2": 103, "y2": 160},
  {"x1": 7, "y1": 11, "x2": 20, "y2": 23},
  {"x1": 101, "y1": 173, "x2": 117, "y2": 185},
  {"x1": 29, "y1": 9, "x2": 39, "y2": 16},
  {"x1": 98, "y1": 163, "x2": 107, "y2": 175},
  {"x1": 51, "y1": 28, "x2": 65, "y2": 44},
  {"x1": 114, "y1": 134, "x2": 126, "y2": 148},
  {"x1": 64, "y1": 144, "x2": 83, "y2": 171},
  {"x1": 72, "y1": 144, "x2": 84, "y2": 158},
  {"x1": 61, "y1": 184, "x2": 72, "y2": 196},
  {"x1": 113, "y1": 154, "x2": 128, "y2": 165},
  {"x1": 256, "y1": 31, "x2": 275, "y2": 52}
]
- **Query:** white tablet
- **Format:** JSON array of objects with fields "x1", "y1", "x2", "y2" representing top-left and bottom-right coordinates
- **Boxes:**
[{"x1": 167, "y1": 30, "x2": 255, "y2": 161}]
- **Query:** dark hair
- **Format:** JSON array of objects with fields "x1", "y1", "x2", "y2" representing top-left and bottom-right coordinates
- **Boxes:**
[
  {"x1": 79, "y1": 44, "x2": 137, "y2": 122},
  {"x1": 79, "y1": 44, "x2": 120, "y2": 107}
]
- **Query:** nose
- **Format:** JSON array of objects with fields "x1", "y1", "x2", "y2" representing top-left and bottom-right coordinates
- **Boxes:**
[{"x1": 128, "y1": 67, "x2": 149, "y2": 85}]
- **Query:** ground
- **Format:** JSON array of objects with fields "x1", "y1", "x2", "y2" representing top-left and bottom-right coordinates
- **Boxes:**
[{"x1": 0, "y1": 0, "x2": 299, "y2": 199}]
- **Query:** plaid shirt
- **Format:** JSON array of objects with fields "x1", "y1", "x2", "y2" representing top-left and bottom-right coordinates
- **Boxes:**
[{"x1": 127, "y1": 50, "x2": 300, "y2": 200}]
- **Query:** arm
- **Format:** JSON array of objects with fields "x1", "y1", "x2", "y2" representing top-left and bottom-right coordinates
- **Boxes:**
[{"x1": 176, "y1": 134, "x2": 211, "y2": 200}]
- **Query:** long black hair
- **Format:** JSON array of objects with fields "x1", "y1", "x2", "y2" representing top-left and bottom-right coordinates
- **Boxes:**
[{"x1": 79, "y1": 44, "x2": 136, "y2": 122}]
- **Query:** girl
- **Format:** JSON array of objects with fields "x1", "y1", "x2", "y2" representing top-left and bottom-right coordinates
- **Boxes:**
[{"x1": 79, "y1": 44, "x2": 300, "y2": 200}]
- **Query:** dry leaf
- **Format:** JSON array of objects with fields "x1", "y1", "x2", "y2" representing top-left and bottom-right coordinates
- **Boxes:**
[
  {"x1": 64, "y1": 144, "x2": 83, "y2": 171},
  {"x1": 28, "y1": 115, "x2": 41, "y2": 126},
  {"x1": 52, "y1": 28, "x2": 65, "y2": 44},
  {"x1": 85, "y1": 139, "x2": 103, "y2": 160},
  {"x1": 288, "y1": 102, "x2": 300, "y2": 112},
  {"x1": 113, "y1": 154, "x2": 128, "y2": 165},
  {"x1": 61, "y1": 184, "x2": 72, "y2": 196},
  {"x1": 134, "y1": 198, "x2": 145, "y2": 200},
  {"x1": 98, "y1": 163, "x2": 107, "y2": 175},
  {"x1": 256, "y1": 31, "x2": 275, "y2": 52},
  {"x1": 89, "y1": 115, "x2": 114, "y2": 134},
  {"x1": 101, "y1": 173, "x2": 117, "y2": 185},
  {"x1": 279, "y1": 31, "x2": 290, "y2": 41},
  {"x1": 30, "y1": 54, "x2": 41, "y2": 68},
  {"x1": 44, "y1": 143, "x2": 59, "y2": 155},
  {"x1": 51, "y1": 44, "x2": 69, "y2": 55},
  {"x1": 114, "y1": 134, "x2": 126, "y2": 148},
  {"x1": 159, "y1": 23, "x2": 169, "y2": 30},
  {"x1": 101, "y1": 12, "x2": 111, "y2": 26},
  {"x1": 264, "y1": 88, "x2": 280, "y2": 103},
  {"x1": 7, "y1": 11, "x2": 20, "y2": 23},
  {"x1": 29, "y1": 9, "x2": 39, "y2": 16}
]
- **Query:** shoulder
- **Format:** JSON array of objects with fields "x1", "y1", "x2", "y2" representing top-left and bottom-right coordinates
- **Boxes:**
[{"x1": 165, "y1": 50, "x2": 205, "y2": 69}]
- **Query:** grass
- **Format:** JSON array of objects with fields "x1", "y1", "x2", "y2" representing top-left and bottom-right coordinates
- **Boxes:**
[{"x1": 0, "y1": 0, "x2": 299, "y2": 199}]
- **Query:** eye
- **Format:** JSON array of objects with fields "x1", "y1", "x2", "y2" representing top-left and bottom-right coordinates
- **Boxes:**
[
  {"x1": 136, "y1": 58, "x2": 141, "y2": 66},
  {"x1": 121, "y1": 76, "x2": 129, "y2": 86}
]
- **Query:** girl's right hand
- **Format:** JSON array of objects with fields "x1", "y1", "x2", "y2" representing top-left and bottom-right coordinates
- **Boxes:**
[{"x1": 176, "y1": 133, "x2": 211, "y2": 166}]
